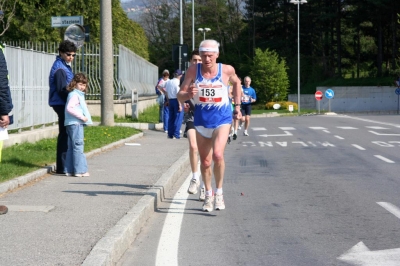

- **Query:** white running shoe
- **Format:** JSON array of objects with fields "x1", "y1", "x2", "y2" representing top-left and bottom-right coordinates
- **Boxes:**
[
  {"x1": 244, "y1": 131, "x2": 249, "y2": 136},
  {"x1": 202, "y1": 195, "x2": 214, "y2": 212},
  {"x1": 215, "y1": 194, "x2": 225, "y2": 210},
  {"x1": 187, "y1": 178, "x2": 200, "y2": 194},
  {"x1": 238, "y1": 125, "x2": 242, "y2": 130},
  {"x1": 199, "y1": 187, "x2": 205, "y2": 201}
]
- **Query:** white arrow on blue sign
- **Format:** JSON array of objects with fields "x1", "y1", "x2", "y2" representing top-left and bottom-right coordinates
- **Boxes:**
[
  {"x1": 395, "y1": 88, "x2": 400, "y2": 95},
  {"x1": 325, "y1": 89, "x2": 334, "y2": 99}
]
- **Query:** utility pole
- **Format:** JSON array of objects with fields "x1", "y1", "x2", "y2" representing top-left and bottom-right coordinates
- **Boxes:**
[{"x1": 100, "y1": 0, "x2": 114, "y2": 126}]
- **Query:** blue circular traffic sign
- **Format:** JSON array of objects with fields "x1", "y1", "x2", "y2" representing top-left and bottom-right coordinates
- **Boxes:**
[
  {"x1": 325, "y1": 89, "x2": 334, "y2": 99},
  {"x1": 395, "y1": 88, "x2": 400, "y2": 95}
]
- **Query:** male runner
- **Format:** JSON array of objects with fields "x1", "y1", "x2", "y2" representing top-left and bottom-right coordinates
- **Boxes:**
[
  {"x1": 240, "y1": 76, "x2": 256, "y2": 136},
  {"x1": 184, "y1": 49, "x2": 206, "y2": 201},
  {"x1": 178, "y1": 40, "x2": 242, "y2": 212}
]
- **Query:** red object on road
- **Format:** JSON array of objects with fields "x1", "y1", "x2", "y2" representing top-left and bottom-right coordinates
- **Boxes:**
[{"x1": 315, "y1": 91, "x2": 323, "y2": 101}]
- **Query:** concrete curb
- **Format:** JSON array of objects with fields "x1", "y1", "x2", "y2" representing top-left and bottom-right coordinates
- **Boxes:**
[
  {"x1": 0, "y1": 133, "x2": 144, "y2": 195},
  {"x1": 81, "y1": 151, "x2": 190, "y2": 266}
]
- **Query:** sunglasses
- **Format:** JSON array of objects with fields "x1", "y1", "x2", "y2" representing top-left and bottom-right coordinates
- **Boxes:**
[{"x1": 65, "y1": 53, "x2": 76, "y2": 57}]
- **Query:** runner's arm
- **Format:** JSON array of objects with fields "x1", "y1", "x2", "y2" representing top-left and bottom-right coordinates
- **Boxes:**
[{"x1": 177, "y1": 64, "x2": 197, "y2": 102}]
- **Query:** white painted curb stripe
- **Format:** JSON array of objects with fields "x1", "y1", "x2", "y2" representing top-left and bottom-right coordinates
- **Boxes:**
[{"x1": 156, "y1": 175, "x2": 191, "y2": 266}]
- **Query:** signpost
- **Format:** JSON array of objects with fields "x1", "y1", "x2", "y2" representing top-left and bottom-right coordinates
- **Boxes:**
[
  {"x1": 51, "y1": 16, "x2": 86, "y2": 74},
  {"x1": 315, "y1": 90, "x2": 323, "y2": 114},
  {"x1": 395, "y1": 88, "x2": 400, "y2": 114},
  {"x1": 325, "y1": 88, "x2": 334, "y2": 112},
  {"x1": 51, "y1": 16, "x2": 83, "y2": 28}
]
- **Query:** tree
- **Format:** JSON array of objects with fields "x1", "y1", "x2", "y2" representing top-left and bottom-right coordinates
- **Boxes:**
[
  {"x1": 1, "y1": 0, "x2": 149, "y2": 59},
  {"x1": 0, "y1": 0, "x2": 17, "y2": 36},
  {"x1": 250, "y1": 48, "x2": 289, "y2": 103}
]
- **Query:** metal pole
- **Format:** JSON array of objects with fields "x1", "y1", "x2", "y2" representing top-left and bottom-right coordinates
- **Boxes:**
[
  {"x1": 179, "y1": 0, "x2": 183, "y2": 70},
  {"x1": 100, "y1": 0, "x2": 114, "y2": 126},
  {"x1": 192, "y1": 0, "x2": 195, "y2": 51},
  {"x1": 297, "y1": 2, "x2": 301, "y2": 114},
  {"x1": 180, "y1": 0, "x2": 183, "y2": 45},
  {"x1": 203, "y1": 31, "x2": 205, "y2": 40}
]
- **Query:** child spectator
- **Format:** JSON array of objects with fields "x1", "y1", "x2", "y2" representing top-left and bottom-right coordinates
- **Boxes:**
[{"x1": 64, "y1": 73, "x2": 92, "y2": 177}]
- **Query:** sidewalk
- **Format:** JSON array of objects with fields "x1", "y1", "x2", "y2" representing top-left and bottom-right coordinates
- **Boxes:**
[{"x1": 0, "y1": 129, "x2": 190, "y2": 266}]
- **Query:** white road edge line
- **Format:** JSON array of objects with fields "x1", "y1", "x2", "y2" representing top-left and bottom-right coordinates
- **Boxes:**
[
  {"x1": 351, "y1": 144, "x2": 366, "y2": 150},
  {"x1": 374, "y1": 155, "x2": 395, "y2": 163},
  {"x1": 156, "y1": 174, "x2": 191, "y2": 266},
  {"x1": 377, "y1": 202, "x2": 400, "y2": 220}
]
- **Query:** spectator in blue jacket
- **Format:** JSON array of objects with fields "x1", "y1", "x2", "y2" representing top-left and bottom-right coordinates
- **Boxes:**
[
  {"x1": 0, "y1": 43, "x2": 13, "y2": 215},
  {"x1": 48, "y1": 40, "x2": 77, "y2": 174}
]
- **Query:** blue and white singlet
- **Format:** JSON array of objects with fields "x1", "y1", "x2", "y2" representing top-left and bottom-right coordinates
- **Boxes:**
[{"x1": 193, "y1": 63, "x2": 232, "y2": 130}]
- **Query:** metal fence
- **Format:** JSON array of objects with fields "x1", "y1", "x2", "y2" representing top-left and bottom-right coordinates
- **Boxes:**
[{"x1": 3, "y1": 42, "x2": 158, "y2": 131}]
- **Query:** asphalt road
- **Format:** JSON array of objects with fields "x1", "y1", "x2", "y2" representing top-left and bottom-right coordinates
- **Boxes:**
[{"x1": 118, "y1": 114, "x2": 400, "y2": 266}]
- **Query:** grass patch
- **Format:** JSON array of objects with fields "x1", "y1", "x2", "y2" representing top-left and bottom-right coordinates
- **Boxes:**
[
  {"x1": 1, "y1": 126, "x2": 140, "y2": 182},
  {"x1": 92, "y1": 104, "x2": 160, "y2": 124}
]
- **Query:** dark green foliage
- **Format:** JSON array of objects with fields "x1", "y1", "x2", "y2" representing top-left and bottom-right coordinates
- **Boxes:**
[
  {"x1": 250, "y1": 48, "x2": 289, "y2": 103},
  {"x1": 1, "y1": 0, "x2": 149, "y2": 59}
]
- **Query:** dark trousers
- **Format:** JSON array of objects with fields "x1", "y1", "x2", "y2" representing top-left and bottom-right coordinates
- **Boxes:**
[
  {"x1": 53, "y1": 105, "x2": 68, "y2": 173},
  {"x1": 167, "y1": 99, "x2": 184, "y2": 139}
]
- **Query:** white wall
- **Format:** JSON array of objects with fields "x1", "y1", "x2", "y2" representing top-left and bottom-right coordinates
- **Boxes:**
[{"x1": 289, "y1": 86, "x2": 400, "y2": 113}]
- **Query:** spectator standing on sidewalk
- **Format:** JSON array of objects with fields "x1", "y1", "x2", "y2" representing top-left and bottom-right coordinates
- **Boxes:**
[
  {"x1": 240, "y1": 76, "x2": 257, "y2": 136},
  {"x1": 0, "y1": 42, "x2": 13, "y2": 215},
  {"x1": 48, "y1": 40, "x2": 77, "y2": 174},
  {"x1": 165, "y1": 69, "x2": 184, "y2": 139},
  {"x1": 64, "y1": 73, "x2": 92, "y2": 177},
  {"x1": 156, "y1": 69, "x2": 170, "y2": 132},
  {"x1": 178, "y1": 40, "x2": 242, "y2": 212},
  {"x1": 183, "y1": 49, "x2": 205, "y2": 201}
]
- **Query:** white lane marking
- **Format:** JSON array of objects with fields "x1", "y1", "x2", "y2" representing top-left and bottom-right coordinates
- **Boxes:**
[
  {"x1": 156, "y1": 175, "x2": 191, "y2": 266},
  {"x1": 337, "y1": 116, "x2": 400, "y2": 127},
  {"x1": 337, "y1": 126, "x2": 357, "y2": 129},
  {"x1": 377, "y1": 202, "x2": 400, "y2": 220},
  {"x1": 374, "y1": 155, "x2": 395, "y2": 163},
  {"x1": 351, "y1": 144, "x2": 366, "y2": 150},
  {"x1": 309, "y1": 127, "x2": 327, "y2": 130},
  {"x1": 259, "y1": 131, "x2": 293, "y2": 137},
  {"x1": 337, "y1": 203, "x2": 400, "y2": 264},
  {"x1": 323, "y1": 130, "x2": 331, "y2": 133},
  {"x1": 279, "y1": 127, "x2": 296, "y2": 130},
  {"x1": 369, "y1": 131, "x2": 400, "y2": 136},
  {"x1": 366, "y1": 126, "x2": 389, "y2": 129},
  {"x1": 334, "y1": 135, "x2": 344, "y2": 140},
  {"x1": 252, "y1": 127, "x2": 266, "y2": 131}
]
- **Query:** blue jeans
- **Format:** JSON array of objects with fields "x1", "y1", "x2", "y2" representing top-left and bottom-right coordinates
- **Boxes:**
[
  {"x1": 158, "y1": 95, "x2": 164, "y2": 123},
  {"x1": 167, "y1": 99, "x2": 184, "y2": 138},
  {"x1": 163, "y1": 103, "x2": 169, "y2": 131},
  {"x1": 65, "y1": 124, "x2": 88, "y2": 174}
]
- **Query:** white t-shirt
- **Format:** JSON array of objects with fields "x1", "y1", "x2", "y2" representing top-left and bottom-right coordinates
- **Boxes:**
[{"x1": 165, "y1": 78, "x2": 180, "y2": 99}]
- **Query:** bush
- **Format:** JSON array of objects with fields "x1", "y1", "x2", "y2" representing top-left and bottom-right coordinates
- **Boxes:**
[{"x1": 265, "y1": 101, "x2": 298, "y2": 110}]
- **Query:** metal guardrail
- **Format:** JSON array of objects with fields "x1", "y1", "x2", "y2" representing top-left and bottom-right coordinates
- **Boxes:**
[{"x1": 3, "y1": 42, "x2": 158, "y2": 132}]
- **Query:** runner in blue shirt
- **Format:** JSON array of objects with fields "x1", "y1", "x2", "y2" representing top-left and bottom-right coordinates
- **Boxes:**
[{"x1": 240, "y1": 76, "x2": 256, "y2": 136}]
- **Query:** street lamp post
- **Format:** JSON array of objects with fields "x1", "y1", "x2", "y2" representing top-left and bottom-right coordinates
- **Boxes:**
[
  {"x1": 198, "y1": 27, "x2": 211, "y2": 41},
  {"x1": 290, "y1": 0, "x2": 307, "y2": 114}
]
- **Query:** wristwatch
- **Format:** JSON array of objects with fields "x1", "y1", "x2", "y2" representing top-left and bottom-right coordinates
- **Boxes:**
[{"x1": 234, "y1": 104, "x2": 240, "y2": 107}]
